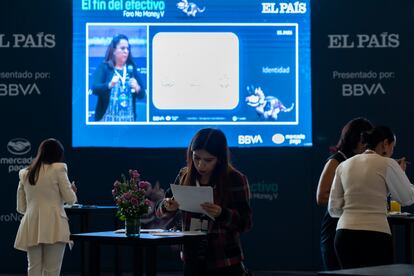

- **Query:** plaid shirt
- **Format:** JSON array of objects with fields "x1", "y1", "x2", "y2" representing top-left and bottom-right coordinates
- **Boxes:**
[{"x1": 156, "y1": 167, "x2": 252, "y2": 269}]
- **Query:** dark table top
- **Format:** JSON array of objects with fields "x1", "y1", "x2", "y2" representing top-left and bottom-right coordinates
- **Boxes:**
[
  {"x1": 387, "y1": 214, "x2": 414, "y2": 228},
  {"x1": 387, "y1": 213, "x2": 414, "y2": 222}
]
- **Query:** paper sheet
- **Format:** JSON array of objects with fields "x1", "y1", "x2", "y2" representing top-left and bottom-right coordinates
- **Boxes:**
[{"x1": 170, "y1": 184, "x2": 214, "y2": 217}]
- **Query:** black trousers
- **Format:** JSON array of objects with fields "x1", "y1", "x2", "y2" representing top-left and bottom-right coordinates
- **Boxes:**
[{"x1": 335, "y1": 229, "x2": 393, "y2": 269}]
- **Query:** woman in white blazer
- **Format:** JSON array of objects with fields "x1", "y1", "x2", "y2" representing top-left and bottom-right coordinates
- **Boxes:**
[{"x1": 14, "y1": 138, "x2": 77, "y2": 276}]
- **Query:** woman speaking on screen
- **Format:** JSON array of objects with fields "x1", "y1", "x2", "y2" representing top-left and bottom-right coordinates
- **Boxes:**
[{"x1": 92, "y1": 34, "x2": 145, "y2": 122}]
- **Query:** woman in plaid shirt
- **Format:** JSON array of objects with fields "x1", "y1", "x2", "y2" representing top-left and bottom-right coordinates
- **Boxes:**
[{"x1": 156, "y1": 128, "x2": 252, "y2": 276}]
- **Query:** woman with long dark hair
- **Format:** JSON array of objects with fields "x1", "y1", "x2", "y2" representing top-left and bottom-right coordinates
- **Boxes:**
[
  {"x1": 156, "y1": 128, "x2": 252, "y2": 276},
  {"x1": 316, "y1": 117, "x2": 373, "y2": 270},
  {"x1": 14, "y1": 138, "x2": 77, "y2": 276}
]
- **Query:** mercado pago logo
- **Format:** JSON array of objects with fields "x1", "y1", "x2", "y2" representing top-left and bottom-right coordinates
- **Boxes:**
[
  {"x1": 0, "y1": 138, "x2": 33, "y2": 173},
  {"x1": 250, "y1": 181, "x2": 279, "y2": 201}
]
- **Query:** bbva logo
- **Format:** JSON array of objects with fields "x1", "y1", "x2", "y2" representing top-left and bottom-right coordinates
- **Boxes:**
[
  {"x1": 342, "y1": 83, "x2": 386, "y2": 96},
  {"x1": 7, "y1": 138, "x2": 31, "y2": 155},
  {"x1": 238, "y1": 135, "x2": 263, "y2": 145},
  {"x1": 0, "y1": 83, "x2": 41, "y2": 96}
]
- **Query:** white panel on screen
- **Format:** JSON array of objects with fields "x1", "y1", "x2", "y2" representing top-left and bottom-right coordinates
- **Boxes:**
[{"x1": 152, "y1": 32, "x2": 239, "y2": 110}]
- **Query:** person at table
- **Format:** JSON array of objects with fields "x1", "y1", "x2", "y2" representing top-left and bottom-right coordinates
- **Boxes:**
[
  {"x1": 328, "y1": 126, "x2": 414, "y2": 269},
  {"x1": 156, "y1": 128, "x2": 252, "y2": 276},
  {"x1": 316, "y1": 117, "x2": 373, "y2": 270},
  {"x1": 14, "y1": 138, "x2": 77, "y2": 276}
]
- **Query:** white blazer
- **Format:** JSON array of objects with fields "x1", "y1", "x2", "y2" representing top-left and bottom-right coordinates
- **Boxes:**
[{"x1": 14, "y1": 162, "x2": 77, "y2": 251}]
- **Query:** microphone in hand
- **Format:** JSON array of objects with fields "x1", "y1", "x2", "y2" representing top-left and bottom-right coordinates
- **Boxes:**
[{"x1": 127, "y1": 65, "x2": 136, "y2": 93}]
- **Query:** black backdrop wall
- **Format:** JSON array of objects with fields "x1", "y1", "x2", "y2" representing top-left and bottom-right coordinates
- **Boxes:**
[{"x1": 0, "y1": 0, "x2": 413, "y2": 273}]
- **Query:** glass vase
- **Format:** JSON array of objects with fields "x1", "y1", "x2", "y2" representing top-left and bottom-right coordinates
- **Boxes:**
[{"x1": 125, "y1": 217, "x2": 140, "y2": 237}]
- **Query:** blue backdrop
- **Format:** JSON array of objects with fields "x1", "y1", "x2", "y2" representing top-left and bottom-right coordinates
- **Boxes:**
[{"x1": 0, "y1": 0, "x2": 413, "y2": 273}]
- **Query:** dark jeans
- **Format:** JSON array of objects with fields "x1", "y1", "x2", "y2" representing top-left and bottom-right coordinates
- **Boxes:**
[
  {"x1": 320, "y1": 211, "x2": 340, "y2": 270},
  {"x1": 321, "y1": 238, "x2": 340, "y2": 271},
  {"x1": 335, "y1": 229, "x2": 393, "y2": 269}
]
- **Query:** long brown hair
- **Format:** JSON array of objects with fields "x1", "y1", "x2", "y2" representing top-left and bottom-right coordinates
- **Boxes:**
[
  {"x1": 181, "y1": 128, "x2": 233, "y2": 205},
  {"x1": 27, "y1": 138, "x2": 64, "y2": 185}
]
